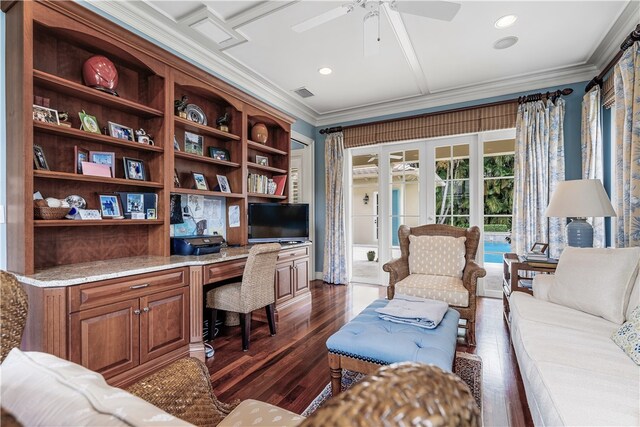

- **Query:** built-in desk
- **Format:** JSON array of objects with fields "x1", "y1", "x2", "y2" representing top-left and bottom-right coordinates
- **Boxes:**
[{"x1": 14, "y1": 242, "x2": 312, "y2": 387}]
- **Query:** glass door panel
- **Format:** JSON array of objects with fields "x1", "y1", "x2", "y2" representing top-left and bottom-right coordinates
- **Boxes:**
[
  {"x1": 389, "y1": 150, "x2": 420, "y2": 260},
  {"x1": 434, "y1": 144, "x2": 471, "y2": 228}
]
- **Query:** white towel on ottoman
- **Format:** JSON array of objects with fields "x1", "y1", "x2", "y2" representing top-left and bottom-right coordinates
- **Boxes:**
[{"x1": 376, "y1": 294, "x2": 449, "y2": 329}]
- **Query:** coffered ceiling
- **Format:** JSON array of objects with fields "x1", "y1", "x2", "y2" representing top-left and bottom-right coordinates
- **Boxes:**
[{"x1": 86, "y1": 1, "x2": 637, "y2": 126}]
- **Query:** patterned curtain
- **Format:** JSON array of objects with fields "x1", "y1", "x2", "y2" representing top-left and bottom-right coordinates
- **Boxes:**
[
  {"x1": 581, "y1": 86, "x2": 605, "y2": 247},
  {"x1": 323, "y1": 133, "x2": 348, "y2": 284},
  {"x1": 513, "y1": 99, "x2": 566, "y2": 259},
  {"x1": 614, "y1": 41, "x2": 640, "y2": 247}
]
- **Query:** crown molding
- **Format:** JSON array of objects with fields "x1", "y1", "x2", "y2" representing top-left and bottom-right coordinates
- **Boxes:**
[{"x1": 587, "y1": 1, "x2": 639, "y2": 71}]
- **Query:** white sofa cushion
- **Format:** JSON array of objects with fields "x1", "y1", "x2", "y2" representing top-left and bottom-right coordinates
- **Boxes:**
[
  {"x1": 395, "y1": 274, "x2": 469, "y2": 307},
  {"x1": 217, "y1": 400, "x2": 304, "y2": 427},
  {"x1": 408, "y1": 235, "x2": 466, "y2": 278},
  {"x1": 547, "y1": 247, "x2": 640, "y2": 324},
  {"x1": 612, "y1": 305, "x2": 640, "y2": 365},
  {"x1": 0, "y1": 349, "x2": 193, "y2": 427},
  {"x1": 510, "y1": 292, "x2": 640, "y2": 426},
  {"x1": 626, "y1": 270, "x2": 640, "y2": 321}
]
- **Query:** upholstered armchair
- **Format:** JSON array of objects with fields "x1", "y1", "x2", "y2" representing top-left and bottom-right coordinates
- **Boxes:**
[{"x1": 383, "y1": 224, "x2": 486, "y2": 346}]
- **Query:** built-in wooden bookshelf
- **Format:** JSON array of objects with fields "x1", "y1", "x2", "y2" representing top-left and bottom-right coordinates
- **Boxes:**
[{"x1": 4, "y1": 0, "x2": 293, "y2": 274}]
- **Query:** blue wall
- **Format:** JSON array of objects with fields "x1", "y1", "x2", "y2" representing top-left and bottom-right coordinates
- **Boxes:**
[{"x1": 313, "y1": 81, "x2": 588, "y2": 269}]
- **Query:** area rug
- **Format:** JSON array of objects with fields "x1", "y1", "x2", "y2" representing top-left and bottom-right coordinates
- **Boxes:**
[{"x1": 301, "y1": 352, "x2": 482, "y2": 417}]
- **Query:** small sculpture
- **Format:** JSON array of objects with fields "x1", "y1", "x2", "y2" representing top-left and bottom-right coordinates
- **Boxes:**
[
  {"x1": 58, "y1": 111, "x2": 72, "y2": 128},
  {"x1": 216, "y1": 112, "x2": 230, "y2": 132},
  {"x1": 83, "y1": 55, "x2": 119, "y2": 96},
  {"x1": 174, "y1": 95, "x2": 188, "y2": 118},
  {"x1": 251, "y1": 123, "x2": 268, "y2": 144}
]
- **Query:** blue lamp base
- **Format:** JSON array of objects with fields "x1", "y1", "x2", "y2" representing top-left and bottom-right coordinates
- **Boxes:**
[{"x1": 567, "y1": 218, "x2": 593, "y2": 247}]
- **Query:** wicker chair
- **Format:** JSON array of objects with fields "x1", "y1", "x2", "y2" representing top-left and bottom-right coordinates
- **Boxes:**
[
  {"x1": 206, "y1": 243, "x2": 281, "y2": 351},
  {"x1": 382, "y1": 224, "x2": 486, "y2": 346},
  {"x1": 0, "y1": 271, "x2": 28, "y2": 363}
]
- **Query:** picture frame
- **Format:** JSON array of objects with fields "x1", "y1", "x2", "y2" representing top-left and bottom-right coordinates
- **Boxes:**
[
  {"x1": 33, "y1": 144, "x2": 49, "y2": 170},
  {"x1": 146, "y1": 208, "x2": 157, "y2": 220},
  {"x1": 123, "y1": 157, "x2": 146, "y2": 181},
  {"x1": 74, "y1": 146, "x2": 89, "y2": 174},
  {"x1": 89, "y1": 151, "x2": 116, "y2": 178},
  {"x1": 108, "y1": 121, "x2": 135, "y2": 142},
  {"x1": 173, "y1": 169, "x2": 181, "y2": 188},
  {"x1": 184, "y1": 131, "x2": 203, "y2": 156},
  {"x1": 530, "y1": 242, "x2": 548, "y2": 255},
  {"x1": 192, "y1": 172, "x2": 209, "y2": 191},
  {"x1": 217, "y1": 175, "x2": 231, "y2": 193},
  {"x1": 255, "y1": 155, "x2": 269, "y2": 166},
  {"x1": 174, "y1": 135, "x2": 181, "y2": 151},
  {"x1": 126, "y1": 193, "x2": 145, "y2": 214},
  {"x1": 78, "y1": 111, "x2": 101, "y2": 134},
  {"x1": 209, "y1": 147, "x2": 230, "y2": 161},
  {"x1": 32, "y1": 104, "x2": 59, "y2": 125},
  {"x1": 98, "y1": 193, "x2": 122, "y2": 218}
]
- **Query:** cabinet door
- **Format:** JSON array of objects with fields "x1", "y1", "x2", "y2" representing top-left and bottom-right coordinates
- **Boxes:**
[
  {"x1": 69, "y1": 299, "x2": 139, "y2": 379},
  {"x1": 293, "y1": 258, "x2": 309, "y2": 295},
  {"x1": 139, "y1": 287, "x2": 189, "y2": 364},
  {"x1": 275, "y1": 262, "x2": 294, "y2": 303}
]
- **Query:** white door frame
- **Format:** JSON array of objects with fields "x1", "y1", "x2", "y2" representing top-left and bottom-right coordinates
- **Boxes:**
[{"x1": 291, "y1": 131, "x2": 315, "y2": 279}]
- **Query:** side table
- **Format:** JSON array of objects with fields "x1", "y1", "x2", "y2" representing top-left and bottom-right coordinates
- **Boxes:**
[{"x1": 503, "y1": 253, "x2": 557, "y2": 327}]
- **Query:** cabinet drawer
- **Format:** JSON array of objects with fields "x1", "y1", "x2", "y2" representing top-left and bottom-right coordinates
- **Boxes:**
[
  {"x1": 278, "y1": 246, "x2": 309, "y2": 262},
  {"x1": 69, "y1": 268, "x2": 189, "y2": 312},
  {"x1": 204, "y1": 258, "x2": 246, "y2": 284}
]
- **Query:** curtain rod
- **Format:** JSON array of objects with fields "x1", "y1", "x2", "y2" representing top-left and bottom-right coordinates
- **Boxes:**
[
  {"x1": 585, "y1": 24, "x2": 640, "y2": 93},
  {"x1": 318, "y1": 87, "x2": 574, "y2": 135}
]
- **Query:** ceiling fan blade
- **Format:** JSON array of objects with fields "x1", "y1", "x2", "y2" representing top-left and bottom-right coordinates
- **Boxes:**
[
  {"x1": 291, "y1": 5, "x2": 351, "y2": 33},
  {"x1": 392, "y1": 1, "x2": 461, "y2": 21},
  {"x1": 368, "y1": 156, "x2": 376, "y2": 163},
  {"x1": 390, "y1": 155, "x2": 403, "y2": 159},
  {"x1": 363, "y1": 10, "x2": 380, "y2": 57}
]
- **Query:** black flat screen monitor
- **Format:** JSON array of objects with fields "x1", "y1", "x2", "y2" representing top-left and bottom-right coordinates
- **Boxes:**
[{"x1": 248, "y1": 203, "x2": 309, "y2": 243}]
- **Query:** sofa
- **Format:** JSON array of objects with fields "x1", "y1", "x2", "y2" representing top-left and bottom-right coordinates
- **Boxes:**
[{"x1": 509, "y1": 247, "x2": 640, "y2": 426}]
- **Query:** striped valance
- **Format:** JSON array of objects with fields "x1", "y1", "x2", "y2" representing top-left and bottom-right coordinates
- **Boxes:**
[
  {"x1": 602, "y1": 75, "x2": 615, "y2": 108},
  {"x1": 343, "y1": 102, "x2": 518, "y2": 148}
]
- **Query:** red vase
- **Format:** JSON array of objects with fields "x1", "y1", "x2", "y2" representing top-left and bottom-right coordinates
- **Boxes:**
[{"x1": 251, "y1": 123, "x2": 268, "y2": 144}]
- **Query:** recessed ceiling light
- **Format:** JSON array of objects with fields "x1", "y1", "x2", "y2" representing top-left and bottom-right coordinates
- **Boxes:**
[
  {"x1": 495, "y1": 14, "x2": 518, "y2": 29},
  {"x1": 493, "y1": 36, "x2": 518, "y2": 50},
  {"x1": 318, "y1": 67, "x2": 332, "y2": 75}
]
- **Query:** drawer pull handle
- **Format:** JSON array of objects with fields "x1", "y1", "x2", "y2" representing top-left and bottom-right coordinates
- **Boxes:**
[
  {"x1": 134, "y1": 309, "x2": 141, "y2": 315},
  {"x1": 130, "y1": 284, "x2": 150, "y2": 290},
  {"x1": 142, "y1": 307, "x2": 150, "y2": 313}
]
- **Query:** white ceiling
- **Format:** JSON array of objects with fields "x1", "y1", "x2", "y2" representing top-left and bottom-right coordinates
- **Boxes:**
[{"x1": 88, "y1": 1, "x2": 637, "y2": 126}]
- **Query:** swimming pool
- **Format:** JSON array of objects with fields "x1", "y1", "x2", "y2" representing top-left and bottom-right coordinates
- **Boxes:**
[{"x1": 484, "y1": 240, "x2": 511, "y2": 264}]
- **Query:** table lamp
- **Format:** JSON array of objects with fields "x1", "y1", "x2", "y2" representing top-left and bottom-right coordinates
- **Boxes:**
[{"x1": 545, "y1": 179, "x2": 616, "y2": 247}]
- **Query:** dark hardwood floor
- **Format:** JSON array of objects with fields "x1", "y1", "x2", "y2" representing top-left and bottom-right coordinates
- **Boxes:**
[{"x1": 206, "y1": 281, "x2": 533, "y2": 426}]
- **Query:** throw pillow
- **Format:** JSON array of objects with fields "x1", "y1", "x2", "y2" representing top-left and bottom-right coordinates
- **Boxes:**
[
  {"x1": 548, "y1": 247, "x2": 640, "y2": 324},
  {"x1": 408, "y1": 235, "x2": 466, "y2": 278},
  {"x1": 0, "y1": 348, "x2": 193, "y2": 427},
  {"x1": 612, "y1": 305, "x2": 640, "y2": 365},
  {"x1": 625, "y1": 267, "x2": 640, "y2": 321}
]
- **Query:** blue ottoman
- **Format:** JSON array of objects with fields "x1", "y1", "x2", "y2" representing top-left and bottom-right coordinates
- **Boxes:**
[{"x1": 326, "y1": 299, "x2": 460, "y2": 395}]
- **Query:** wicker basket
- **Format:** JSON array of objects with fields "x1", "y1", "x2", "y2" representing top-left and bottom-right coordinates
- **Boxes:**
[{"x1": 34, "y1": 207, "x2": 70, "y2": 220}]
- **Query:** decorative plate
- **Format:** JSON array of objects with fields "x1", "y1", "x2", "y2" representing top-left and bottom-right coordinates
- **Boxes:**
[
  {"x1": 65, "y1": 195, "x2": 87, "y2": 209},
  {"x1": 185, "y1": 104, "x2": 207, "y2": 126}
]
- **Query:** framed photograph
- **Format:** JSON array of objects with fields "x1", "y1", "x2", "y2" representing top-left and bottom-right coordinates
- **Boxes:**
[
  {"x1": 192, "y1": 172, "x2": 209, "y2": 191},
  {"x1": 78, "y1": 111, "x2": 101, "y2": 134},
  {"x1": 209, "y1": 147, "x2": 230, "y2": 161},
  {"x1": 530, "y1": 242, "x2": 548, "y2": 255},
  {"x1": 33, "y1": 105, "x2": 59, "y2": 125},
  {"x1": 98, "y1": 194, "x2": 122, "y2": 218},
  {"x1": 173, "y1": 169, "x2": 181, "y2": 188},
  {"x1": 108, "y1": 121, "x2": 135, "y2": 142},
  {"x1": 123, "y1": 157, "x2": 146, "y2": 181},
  {"x1": 89, "y1": 151, "x2": 116, "y2": 178},
  {"x1": 146, "y1": 208, "x2": 157, "y2": 220},
  {"x1": 174, "y1": 135, "x2": 181, "y2": 151},
  {"x1": 126, "y1": 193, "x2": 145, "y2": 213},
  {"x1": 33, "y1": 144, "x2": 49, "y2": 170},
  {"x1": 74, "y1": 146, "x2": 89, "y2": 174},
  {"x1": 184, "y1": 131, "x2": 203, "y2": 156},
  {"x1": 217, "y1": 175, "x2": 231, "y2": 193},
  {"x1": 255, "y1": 155, "x2": 269, "y2": 166}
]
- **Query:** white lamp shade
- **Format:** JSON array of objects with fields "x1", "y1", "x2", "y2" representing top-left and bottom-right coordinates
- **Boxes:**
[{"x1": 545, "y1": 179, "x2": 616, "y2": 218}]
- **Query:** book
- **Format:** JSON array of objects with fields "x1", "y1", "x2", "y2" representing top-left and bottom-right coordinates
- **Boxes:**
[
  {"x1": 273, "y1": 175, "x2": 287, "y2": 196},
  {"x1": 526, "y1": 259, "x2": 559, "y2": 268}
]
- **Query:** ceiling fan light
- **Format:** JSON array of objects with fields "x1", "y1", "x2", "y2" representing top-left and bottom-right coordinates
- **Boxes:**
[
  {"x1": 493, "y1": 36, "x2": 518, "y2": 50},
  {"x1": 318, "y1": 67, "x2": 333, "y2": 75},
  {"x1": 494, "y1": 14, "x2": 518, "y2": 29}
]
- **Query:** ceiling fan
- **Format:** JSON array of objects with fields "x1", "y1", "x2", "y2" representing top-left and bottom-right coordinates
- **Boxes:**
[
  {"x1": 368, "y1": 153, "x2": 402, "y2": 162},
  {"x1": 291, "y1": 0, "x2": 461, "y2": 56}
]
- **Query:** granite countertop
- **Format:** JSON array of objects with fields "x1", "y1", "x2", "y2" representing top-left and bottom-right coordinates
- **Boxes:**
[{"x1": 15, "y1": 242, "x2": 311, "y2": 288}]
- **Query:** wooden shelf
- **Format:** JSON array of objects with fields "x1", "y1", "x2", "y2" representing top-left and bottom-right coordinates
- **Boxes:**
[
  {"x1": 247, "y1": 140, "x2": 287, "y2": 156},
  {"x1": 175, "y1": 151, "x2": 240, "y2": 168},
  {"x1": 34, "y1": 219, "x2": 164, "y2": 227},
  {"x1": 33, "y1": 70, "x2": 164, "y2": 118},
  {"x1": 34, "y1": 170, "x2": 163, "y2": 188},
  {"x1": 246, "y1": 162, "x2": 287, "y2": 174},
  {"x1": 248, "y1": 192, "x2": 287, "y2": 200},
  {"x1": 171, "y1": 187, "x2": 244, "y2": 198},
  {"x1": 174, "y1": 116, "x2": 240, "y2": 141},
  {"x1": 33, "y1": 121, "x2": 164, "y2": 153}
]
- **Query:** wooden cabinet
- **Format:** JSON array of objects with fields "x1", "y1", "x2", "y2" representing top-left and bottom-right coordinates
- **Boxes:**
[
  {"x1": 274, "y1": 246, "x2": 310, "y2": 307},
  {"x1": 275, "y1": 263, "x2": 294, "y2": 302},
  {"x1": 293, "y1": 258, "x2": 309, "y2": 294},
  {"x1": 68, "y1": 268, "x2": 189, "y2": 381}
]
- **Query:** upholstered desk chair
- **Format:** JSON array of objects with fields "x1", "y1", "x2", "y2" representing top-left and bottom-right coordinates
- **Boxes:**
[
  {"x1": 206, "y1": 243, "x2": 281, "y2": 351},
  {"x1": 383, "y1": 224, "x2": 486, "y2": 346}
]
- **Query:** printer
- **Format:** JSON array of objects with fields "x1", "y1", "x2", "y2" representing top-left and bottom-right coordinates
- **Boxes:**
[{"x1": 171, "y1": 235, "x2": 225, "y2": 256}]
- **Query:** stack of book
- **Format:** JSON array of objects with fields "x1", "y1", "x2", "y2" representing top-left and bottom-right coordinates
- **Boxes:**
[
  {"x1": 248, "y1": 173, "x2": 269, "y2": 194},
  {"x1": 520, "y1": 253, "x2": 559, "y2": 268}
]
